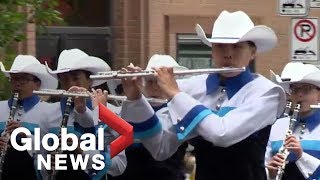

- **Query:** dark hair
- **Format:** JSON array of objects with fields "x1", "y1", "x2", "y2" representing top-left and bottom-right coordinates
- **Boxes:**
[
  {"x1": 248, "y1": 41, "x2": 256, "y2": 48},
  {"x1": 33, "y1": 76, "x2": 41, "y2": 83},
  {"x1": 83, "y1": 70, "x2": 92, "y2": 79}
]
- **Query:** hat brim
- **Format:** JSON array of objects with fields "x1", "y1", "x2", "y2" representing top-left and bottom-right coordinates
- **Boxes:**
[
  {"x1": 195, "y1": 24, "x2": 277, "y2": 53},
  {"x1": 1, "y1": 62, "x2": 58, "y2": 89},
  {"x1": 272, "y1": 71, "x2": 320, "y2": 93},
  {"x1": 45, "y1": 57, "x2": 111, "y2": 87}
]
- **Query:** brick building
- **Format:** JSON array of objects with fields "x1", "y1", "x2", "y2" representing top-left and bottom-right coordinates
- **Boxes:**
[{"x1": 22, "y1": 0, "x2": 320, "y2": 77}]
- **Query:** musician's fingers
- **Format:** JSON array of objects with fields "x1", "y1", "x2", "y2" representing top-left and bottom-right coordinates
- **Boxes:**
[
  {"x1": 103, "y1": 90, "x2": 108, "y2": 97},
  {"x1": 265, "y1": 164, "x2": 278, "y2": 171},
  {"x1": 167, "y1": 67, "x2": 174, "y2": 74},
  {"x1": 285, "y1": 138, "x2": 299, "y2": 147},
  {"x1": 0, "y1": 141, "x2": 6, "y2": 150},
  {"x1": 125, "y1": 66, "x2": 136, "y2": 72},
  {"x1": 269, "y1": 158, "x2": 283, "y2": 167},
  {"x1": 120, "y1": 68, "x2": 128, "y2": 73},
  {"x1": 6, "y1": 124, "x2": 20, "y2": 133},
  {"x1": 274, "y1": 153, "x2": 285, "y2": 161},
  {"x1": 286, "y1": 142, "x2": 300, "y2": 149},
  {"x1": 285, "y1": 135, "x2": 298, "y2": 142},
  {"x1": 0, "y1": 137, "x2": 6, "y2": 143},
  {"x1": 69, "y1": 86, "x2": 86, "y2": 93},
  {"x1": 153, "y1": 67, "x2": 162, "y2": 75},
  {"x1": 6, "y1": 120, "x2": 15, "y2": 127},
  {"x1": 286, "y1": 146, "x2": 300, "y2": 151},
  {"x1": 68, "y1": 86, "x2": 79, "y2": 92},
  {"x1": 91, "y1": 88, "x2": 97, "y2": 94}
]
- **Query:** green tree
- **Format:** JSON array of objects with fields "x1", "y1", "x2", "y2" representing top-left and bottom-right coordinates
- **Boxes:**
[{"x1": 0, "y1": 0, "x2": 63, "y2": 100}]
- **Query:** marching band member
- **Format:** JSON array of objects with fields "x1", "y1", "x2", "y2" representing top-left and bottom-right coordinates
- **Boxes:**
[
  {"x1": 120, "y1": 10, "x2": 286, "y2": 179},
  {"x1": 108, "y1": 54, "x2": 188, "y2": 180},
  {"x1": 0, "y1": 55, "x2": 58, "y2": 179},
  {"x1": 266, "y1": 62, "x2": 320, "y2": 180},
  {"x1": 44, "y1": 49, "x2": 126, "y2": 180}
]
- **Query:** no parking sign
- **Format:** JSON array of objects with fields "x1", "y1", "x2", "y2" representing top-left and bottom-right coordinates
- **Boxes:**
[{"x1": 291, "y1": 18, "x2": 319, "y2": 61}]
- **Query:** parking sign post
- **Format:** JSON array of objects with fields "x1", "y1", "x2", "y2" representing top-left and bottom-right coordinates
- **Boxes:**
[{"x1": 291, "y1": 18, "x2": 319, "y2": 61}]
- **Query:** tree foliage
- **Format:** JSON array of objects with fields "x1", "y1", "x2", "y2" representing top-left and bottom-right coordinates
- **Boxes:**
[{"x1": 0, "y1": 0, "x2": 63, "y2": 100}]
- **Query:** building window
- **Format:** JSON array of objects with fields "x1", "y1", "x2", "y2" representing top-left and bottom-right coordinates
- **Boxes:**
[
  {"x1": 176, "y1": 33, "x2": 255, "y2": 72},
  {"x1": 176, "y1": 34, "x2": 212, "y2": 69}
]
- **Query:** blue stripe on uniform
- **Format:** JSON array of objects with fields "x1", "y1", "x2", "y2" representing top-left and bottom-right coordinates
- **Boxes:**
[
  {"x1": 0, "y1": 121, "x2": 39, "y2": 134},
  {"x1": 176, "y1": 105, "x2": 235, "y2": 141},
  {"x1": 309, "y1": 165, "x2": 320, "y2": 179},
  {"x1": 217, "y1": 107, "x2": 236, "y2": 117},
  {"x1": 176, "y1": 105, "x2": 213, "y2": 141},
  {"x1": 129, "y1": 114, "x2": 162, "y2": 139},
  {"x1": 20, "y1": 122, "x2": 39, "y2": 134}
]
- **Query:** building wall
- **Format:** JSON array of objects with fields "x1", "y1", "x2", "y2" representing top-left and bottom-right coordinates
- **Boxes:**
[{"x1": 112, "y1": 0, "x2": 320, "y2": 77}]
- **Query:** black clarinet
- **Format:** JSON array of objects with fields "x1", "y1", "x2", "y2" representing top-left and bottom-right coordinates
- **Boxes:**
[
  {"x1": 0, "y1": 93, "x2": 19, "y2": 180},
  {"x1": 283, "y1": 100, "x2": 292, "y2": 118},
  {"x1": 275, "y1": 103, "x2": 300, "y2": 180},
  {"x1": 49, "y1": 97, "x2": 73, "y2": 180}
]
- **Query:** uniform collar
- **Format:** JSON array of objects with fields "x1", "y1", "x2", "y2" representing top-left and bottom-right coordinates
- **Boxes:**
[
  {"x1": 206, "y1": 67, "x2": 253, "y2": 99},
  {"x1": 7, "y1": 95, "x2": 40, "y2": 112},
  {"x1": 298, "y1": 110, "x2": 320, "y2": 132},
  {"x1": 152, "y1": 103, "x2": 167, "y2": 112}
]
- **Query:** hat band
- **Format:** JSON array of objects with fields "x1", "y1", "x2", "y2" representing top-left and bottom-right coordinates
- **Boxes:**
[{"x1": 211, "y1": 37, "x2": 240, "y2": 40}]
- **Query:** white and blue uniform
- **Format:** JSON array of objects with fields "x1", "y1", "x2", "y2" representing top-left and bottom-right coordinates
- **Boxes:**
[
  {"x1": 42, "y1": 99, "x2": 126, "y2": 180},
  {"x1": 0, "y1": 95, "x2": 51, "y2": 180},
  {"x1": 121, "y1": 68, "x2": 286, "y2": 180},
  {"x1": 87, "y1": 102, "x2": 127, "y2": 180},
  {"x1": 108, "y1": 103, "x2": 187, "y2": 180},
  {"x1": 266, "y1": 110, "x2": 320, "y2": 180}
]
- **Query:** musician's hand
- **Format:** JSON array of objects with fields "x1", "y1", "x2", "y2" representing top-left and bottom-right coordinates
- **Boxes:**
[
  {"x1": 0, "y1": 137, "x2": 8, "y2": 151},
  {"x1": 266, "y1": 153, "x2": 285, "y2": 178},
  {"x1": 68, "y1": 86, "x2": 87, "y2": 114},
  {"x1": 121, "y1": 65, "x2": 143, "y2": 100},
  {"x1": 6, "y1": 120, "x2": 24, "y2": 135},
  {"x1": 90, "y1": 88, "x2": 108, "y2": 109},
  {"x1": 154, "y1": 67, "x2": 180, "y2": 99},
  {"x1": 285, "y1": 135, "x2": 303, "y2": 160}
]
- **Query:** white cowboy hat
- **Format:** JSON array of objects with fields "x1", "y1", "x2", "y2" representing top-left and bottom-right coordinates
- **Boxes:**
[
  {"x1": 270, "y1": 62, "x2": 320, "y2": 93},
  {"x1": 45, "y1": 48, "x2": 111, "y2": 87},
  {"x1": 0, "y1": 55, "x2": 58, "y2": 89},
  {"x1": 146, "y1": 54, "x2": 188, "y2": 71},
  {"x1": 195, "y1": 10, "x2": 277, "y2": 53}
]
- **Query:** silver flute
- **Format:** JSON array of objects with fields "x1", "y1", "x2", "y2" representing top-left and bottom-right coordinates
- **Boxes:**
[
  {"x1": 310, "y1": 103, "x2": 320, "y2": 109},
  {"x1": 33, "y1": 89, "x2": 167, "y2": 104},
  {"x1": 89, "y1": 67, "x2": 246, "y2": 80},
  {"x1": 0, "y1": 93, "x2": 19, "y2": 180},
  {"x1": 275, "y1": 103, "x2": 300, "y2": 180}
]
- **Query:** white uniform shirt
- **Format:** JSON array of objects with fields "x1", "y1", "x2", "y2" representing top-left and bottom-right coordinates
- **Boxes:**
[
  {"x1": 121, "y1": 70, "x2": 286, "y2": 161},
  {"x1": 41, "y1": 100, "x2": 126, "y2": 179},
  {"x1": 0, "y1": 95, "x2": 51, "y2": 179},
  {"x1": 266, "y1": 110, "x2": 320, "y2": 180}
]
